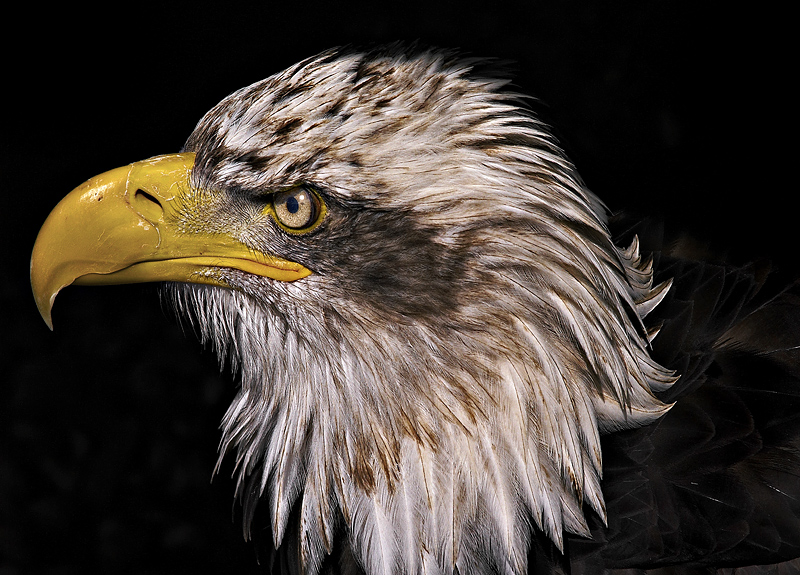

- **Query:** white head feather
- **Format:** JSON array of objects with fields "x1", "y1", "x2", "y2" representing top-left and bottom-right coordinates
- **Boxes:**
[{"x1": 166, "y1": 46, "x2": 676, "y2": 575}]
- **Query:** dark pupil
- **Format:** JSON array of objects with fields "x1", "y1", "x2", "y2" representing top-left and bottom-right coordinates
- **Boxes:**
[{"x1": 286, "y1": 196, "x2": 300, "y2": 214}]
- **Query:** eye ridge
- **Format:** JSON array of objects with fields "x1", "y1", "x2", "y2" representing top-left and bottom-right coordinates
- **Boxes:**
[{"x1": 271, "y1": 185, "x2": 322, "y2": 232}]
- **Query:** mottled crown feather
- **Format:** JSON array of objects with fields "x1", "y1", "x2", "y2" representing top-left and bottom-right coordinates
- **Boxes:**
[{"x1": 168, "y1": 45, "x2": 676, "y2": 575}]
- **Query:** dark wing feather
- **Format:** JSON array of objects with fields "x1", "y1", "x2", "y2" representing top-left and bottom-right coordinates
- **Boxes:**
[{"x1": 565, "y1": 226, "x2": 800, "y2": 574}]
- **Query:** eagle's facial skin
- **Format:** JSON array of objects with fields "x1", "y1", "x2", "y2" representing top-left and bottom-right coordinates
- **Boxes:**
[{"x1": 33, "y1": 46, "x2": 676, "y2": 574}]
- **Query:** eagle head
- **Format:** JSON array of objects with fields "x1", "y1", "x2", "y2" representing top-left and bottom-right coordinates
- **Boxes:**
[{"x1": 32, "y1": 46, "x2": 675, "y2": 574}]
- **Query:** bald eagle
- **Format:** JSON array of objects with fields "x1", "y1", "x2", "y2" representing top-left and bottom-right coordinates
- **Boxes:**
[{"x1": 31, "y1": 46, "x2": 800, "y2": 574}]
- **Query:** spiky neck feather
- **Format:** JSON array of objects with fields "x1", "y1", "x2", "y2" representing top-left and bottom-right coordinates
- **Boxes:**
[{"x1": 168, "y1": 46, "x2": 675, "y2": 574}]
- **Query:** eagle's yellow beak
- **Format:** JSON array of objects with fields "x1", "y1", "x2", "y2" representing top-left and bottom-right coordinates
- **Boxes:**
[{"x1": 31, "y1": 152, "x2": 311, "y2": 329}]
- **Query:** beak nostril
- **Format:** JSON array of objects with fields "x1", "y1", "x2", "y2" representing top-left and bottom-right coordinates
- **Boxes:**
[
  {"x1": 135, "y1": 188, "x2": 161, "y2": 206},
  {"x1": 133, "y1": 188, "x2": 164, "y2": 221}
]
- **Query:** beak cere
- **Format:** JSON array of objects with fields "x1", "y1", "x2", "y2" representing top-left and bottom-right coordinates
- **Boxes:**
[{"x1": 31, "y1": 152, "x2": 311, "y2": 329}]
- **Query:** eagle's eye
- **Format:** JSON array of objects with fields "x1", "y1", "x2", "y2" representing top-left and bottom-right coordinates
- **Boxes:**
[{"x1": 270, "y1": 186, "x2": 323, "y2": 231}]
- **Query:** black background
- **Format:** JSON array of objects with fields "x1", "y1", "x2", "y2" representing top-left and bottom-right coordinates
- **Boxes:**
[{"x1": 2, "y1": 2, "x2": 792, "y2": 573}]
